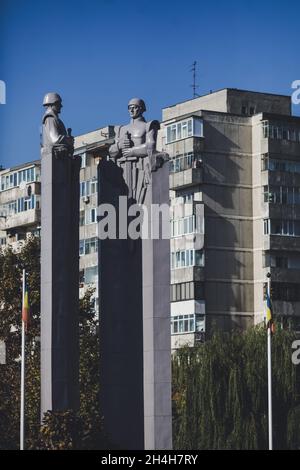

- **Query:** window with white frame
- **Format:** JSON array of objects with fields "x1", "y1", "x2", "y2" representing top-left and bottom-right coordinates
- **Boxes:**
[
  {"x1": 261, "y1": 121, "x2": 300, "y2": 143},
  {"x1": 0, "y1": 167, "x2": 36, "y2": 192},
  {"x1": 79, "y1": 237, "x2": 98, "y2": 255},
  {"x1": 264, "y1": 185, "x2": 300, "y2": 205},
  {"x1": 80, "y1": 178, "x2": 97, "y2": 198},
  {"x1": 171, "y1": 249, "x2": 204, "y2": 269},
  {"x1": 265, "y1": 219, "x2": 300, "y2": 237},
  {"x1": 171, "y1": 313, "x2": 205, "y2": 334},
  {"x1": 165, "y1": 117, "x2": 203, "y2": 144},
  {"x1": 85, "y1": 208, "x2": 96, "y2": 224},
  {"x1": 171, "y1": 215, "x2": 195, "y2": 237}
]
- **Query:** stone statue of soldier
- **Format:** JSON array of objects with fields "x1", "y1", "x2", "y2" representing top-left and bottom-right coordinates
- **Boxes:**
[
  {"x1": 109, "y1": 98, "x2": 167, "y2": 203},
  {"x1": 41, "y1": 92, "x2": 74, "y2": 155}
]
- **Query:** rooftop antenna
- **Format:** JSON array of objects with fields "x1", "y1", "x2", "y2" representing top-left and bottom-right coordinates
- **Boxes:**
[{"x1": 190, "y1": 61, "x2": 200, "y2": 98}]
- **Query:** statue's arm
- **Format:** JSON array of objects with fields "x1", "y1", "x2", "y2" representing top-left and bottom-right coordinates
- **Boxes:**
[
  {"x1": 109, "y1": 126, "x2": 122, "y2": 159},
  {"x1": 125, "y1": 121, "x2": 160, "y2": 158}
]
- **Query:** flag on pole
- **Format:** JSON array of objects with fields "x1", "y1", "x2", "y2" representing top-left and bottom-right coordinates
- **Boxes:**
[{"x1": 22, "y1": 277, "x2": 29, "y2": 333}]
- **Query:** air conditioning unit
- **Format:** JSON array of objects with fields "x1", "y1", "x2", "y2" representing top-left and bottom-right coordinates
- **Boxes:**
[{"x1": 83, "y1": 196, "x2": 90, "y2": 204}]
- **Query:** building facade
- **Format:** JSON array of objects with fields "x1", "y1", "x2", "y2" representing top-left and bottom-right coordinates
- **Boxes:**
[
  {"x1": 162, "y1": 88, "x2": 300, "y2": 348},
  {"x1": 0, "y1": 161, "x2": 41, "y2": 250}
]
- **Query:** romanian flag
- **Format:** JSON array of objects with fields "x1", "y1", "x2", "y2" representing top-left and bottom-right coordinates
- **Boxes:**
[{"x1": 22, "y1": 280, "x2": 30, "y2": 333}]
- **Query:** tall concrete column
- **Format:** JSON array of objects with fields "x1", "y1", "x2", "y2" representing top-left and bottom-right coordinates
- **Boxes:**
[
  {"x1": 142, "y1": 162, "x2": 172, "y2": 450},
  {"x1": 41, "y1": 148, "x2": 81, "y2": 416}
]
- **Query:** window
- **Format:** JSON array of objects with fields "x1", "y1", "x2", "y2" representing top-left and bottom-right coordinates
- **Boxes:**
[
  {"x1": 81, "y1": 153, "x2": 86, "y2": 169},
  {"x1": 268, "y1": 219, "x2": 300, "y2": 237},
  {"x1": 79, "y1": 237, "x2": 98, "y2": 255},
  {"x1": 170, "y1": 281, "x2": 204, "y2": 302},
  {"x1": 171, "y1": 313, "x2": 205, "y2": 334},
  {"x1": 15, "y1": 195, "x2": 35, "y2": 213},
  {"x1": 18, "y1": 167, "x2": 35, "y2": 185},
  {"x1": 165, "y1": 117, "x2": 203, "y2": 144},
  {"x1": 85, "y1": 208, "x2": 96, "y2": 225},
  {"x1": 85, "y1": 266, "x2": 98, "y2": 284},
  {"x1": 270, "y1": 255, "x2": 288, "y2": 269},
  {"x1": 80, "y1": 182, "x2": 86, "y2": 197},
  {"x1": 272, "y1": 282, "x2": 300, "y2": 301},
  {"x1": 264, "y1": 219, "x2": 270, "y2": 235},
  {"x1": 171, "y1": 215, "x2": 196, "y2": 237},
  {"x1": 0, "y1": 170, "x2": 26, "y2": 191},
  {"x1": 264, "y1": 185, "x2": 300, "y2": 205},
  {"x1": 84, "y1": 237, "x2": 98, "y2": 255},
  {"x1": 79, "y1": 211, "x2": 85, "y2": 226},
  {"x1": 171, "y1": 249, "x2": 204, "y2": 269},
  {"x1": 169, "y1": 153, "x2": 202, "y2": 173},
  {"x1": 0, "y1": 238, "x2": 6, "y2": 246},
  {"x1": 261, "y1": 121, "x2": 300, "y2": 143},
  {"x1": 261, "y1": 153, "x2": 269, "y2": 171},
  {"x1": 267, "y1": 158, "x2": 300, "y2": 173},
  {"x1": 172, "y1": 192, "x2": 194, "y2": 204},
  {"x1": 80, "y1": 178, "x2": 98, "y2": 198}
]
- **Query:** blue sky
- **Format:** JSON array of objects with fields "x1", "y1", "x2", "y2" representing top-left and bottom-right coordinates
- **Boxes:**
[{"x1": 0, "y1": 0, "x2": 300, "y2": 168}]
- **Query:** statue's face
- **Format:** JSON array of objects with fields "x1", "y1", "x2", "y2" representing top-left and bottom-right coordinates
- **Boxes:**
[
  {"x1": 52, "y1": 101, "x2": 62, "y2": 114},
  {"x1": 128, "y1": 103, "x2": 142, "y2": 119}
]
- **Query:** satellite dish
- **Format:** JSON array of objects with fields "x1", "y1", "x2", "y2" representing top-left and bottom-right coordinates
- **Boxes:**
[{"x1": 19, "y1": 181, "x2": 26, "y2": 190}]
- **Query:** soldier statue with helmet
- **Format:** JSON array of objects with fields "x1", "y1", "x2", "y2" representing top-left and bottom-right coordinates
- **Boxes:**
[
  {"x1": 41, "y1": 92, "x2": 74, "y2": 156},
  {"x1": 109, "y1": 98, "x2": 168, "y2": 203}
]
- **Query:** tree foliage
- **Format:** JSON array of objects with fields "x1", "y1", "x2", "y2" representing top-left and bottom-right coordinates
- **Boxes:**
[
  {"x1": 0, "y1": 237, "x2": 106, "y2": 449},
  {"x1": 172, "y1": 327, "x2": 300, "y2": 450}
]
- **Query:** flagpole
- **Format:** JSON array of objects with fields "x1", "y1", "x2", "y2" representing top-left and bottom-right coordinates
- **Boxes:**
[
  {"x1": 20, "y1": 269, "x2": 26, "y2": 451},
  {"x1": 267, "y1": 272, "x2": 273, "y2": 450}
]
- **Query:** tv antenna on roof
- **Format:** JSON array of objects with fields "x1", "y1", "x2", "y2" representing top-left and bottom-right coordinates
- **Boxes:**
[{"x1": 190, "y1": 61, "x2": 200, "y2": 98}]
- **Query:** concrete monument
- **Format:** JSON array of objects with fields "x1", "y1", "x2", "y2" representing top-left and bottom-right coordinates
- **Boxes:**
[
  {"x1": 99, "y1": 98, "x2": 172, "y2": 449},
  {"x1": 41, "y1": 93, "x2": 81, "y2": 416}
]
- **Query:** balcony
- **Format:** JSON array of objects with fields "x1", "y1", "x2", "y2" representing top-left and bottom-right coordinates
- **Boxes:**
[
  {"x1": 171, "y1": 266, "x2": 205, "y2": 284},
  {"x1": 270, "y1": 267, "x2": 300, "y2": 283},
  {"x1": 267, "y1": 235, "x2": 300, "y2": 252},
  {"x1": 4, "y1": 209, "x2": 40, "y2": 230},
  {"x1": 169, "y1": 167, "x2": 202, "y2": 190}
]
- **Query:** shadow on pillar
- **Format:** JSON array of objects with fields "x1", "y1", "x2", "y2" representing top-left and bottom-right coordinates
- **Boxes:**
[
  {"x1": 98, "y1": 159, "x2": 144, "y2": 450},
  {"x1": 41, "y1": 151, "x2": 81, "y2": 415}
]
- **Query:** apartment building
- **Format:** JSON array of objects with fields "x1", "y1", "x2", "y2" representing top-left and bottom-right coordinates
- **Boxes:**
[
  {"x1": 0, "y1": 160, "x2": 41, "y2": 250},
  {"x1": 162, "y1": 88, "x2": 300, "y2": 348}
]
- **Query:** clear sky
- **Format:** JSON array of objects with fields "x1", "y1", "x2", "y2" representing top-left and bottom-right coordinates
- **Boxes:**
[{"x1": 0, "y1": 0, "x2": 300, "y2": 168}]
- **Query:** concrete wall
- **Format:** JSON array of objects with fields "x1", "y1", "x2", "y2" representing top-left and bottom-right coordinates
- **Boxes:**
[{"x1": 201, "y1": 111, "x2": 254, "y2": 329}]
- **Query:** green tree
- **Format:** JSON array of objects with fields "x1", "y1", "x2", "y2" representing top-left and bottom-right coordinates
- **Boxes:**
[
  {"x1": 0, "y1": 237, "x2": 106, "y2": 449},
  {"x1": 172, "y1": 327, "x2": 300, "y2": 450}
]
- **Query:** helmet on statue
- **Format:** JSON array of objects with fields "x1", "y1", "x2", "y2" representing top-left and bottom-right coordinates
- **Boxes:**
[
  {"x1": 128, "y1": 98, "x2": 146, "y2": 113},
  {"x1": 43, "y1": 92, "x2": 62, "y2": 106}
]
